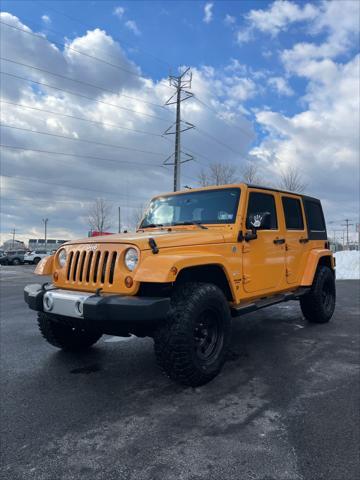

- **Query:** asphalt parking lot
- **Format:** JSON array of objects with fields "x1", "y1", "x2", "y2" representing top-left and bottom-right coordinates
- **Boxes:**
[{"x1": 0, "y1": 265, "x2": 359, "y2": 480}]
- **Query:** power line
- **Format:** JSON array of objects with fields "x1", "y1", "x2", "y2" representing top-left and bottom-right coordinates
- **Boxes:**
[
  {"x1": 0, "y1": 71, "x2": 169, "y2": 121},
  {"x1": 2, "y1": 100, "x2": 209, "y2": 165},
  {"x1": 193, "y1": 94, "x2": 253, "y2": 140},
  {"x1": 0, "y1": 20, "x2": 148, "y2": 81},
  {"x1": 36, "y1": 2, "x2": 173, "y2": 70},
  {"x1": 0, "y1": 124, "x2": 168, "y2": 156},
  {"x1": 0, "y1": 57, "x2": 168, "y2": 110},
  {"x1": 195, "y1": 126, "x2": 249, "y2": 158},
  {"x1": 0, "y1": 144, "x2": 167, "y2": 170},
  {"x1": 1, "y1": 100, "x2": 164, "y2": 137},
  {"x1": 1, "y1": 173, "x2": 153, "y2": 200}
]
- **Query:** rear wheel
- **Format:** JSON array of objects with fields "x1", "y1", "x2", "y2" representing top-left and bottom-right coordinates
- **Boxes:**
[
  {"x1": 154, "y1": 282, "x2": 231, "y2": 387},
  {"x1": 300, "y1": 266, "x2": 336, "y2": 323},
  {"x1": 37, "y1": 313, "x2": 102, "y2": 351},
  {"x1": 12, "y1": 258, "x2": 20, "y2": 266}
]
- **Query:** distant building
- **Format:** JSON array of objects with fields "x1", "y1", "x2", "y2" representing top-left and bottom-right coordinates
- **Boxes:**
[
  {"x1": 28, "y1": 239, "x2": 68, "y2": 251},
  {"x1": 0, "y1": 239, "x2": 26, "y2": 251}
]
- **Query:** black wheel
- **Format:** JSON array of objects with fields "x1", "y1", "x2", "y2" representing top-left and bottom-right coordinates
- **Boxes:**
[
  {"x1": 33, "y1": 257, "x2": 41, "y2": 265},
  {"x1": 154, "y1": 282, "x2": 231, "y2": 387},
  {"x1": 12, "y1": 258, "x2": 20, "y2": 266},
  {"x1": 300, "y1": 266, "x2": 336, "y2": 323},
  {"x1": 37, "y1": 312, "x2": 102, "y2": 351}
]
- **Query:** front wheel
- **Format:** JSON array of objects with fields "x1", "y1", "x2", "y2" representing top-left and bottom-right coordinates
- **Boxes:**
[
  {"x1": 154, "y1": 282, "x2": 231, "y2": 387},
  {"x1": 300, "y1": 266, "x2": 336, "y2": 323},
  {"x1": 33, "y1": 257, "x2": 41, "y2": 265},
  {"x1": 37, "y1": 313, "x2": 102, "y2": 351},
  {"x1": 12, "y1": 258, "x2": 20, "y2": 266}
]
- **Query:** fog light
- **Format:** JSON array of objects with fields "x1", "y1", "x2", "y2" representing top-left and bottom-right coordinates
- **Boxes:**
[
  {"x1": 43, "y1": 293, "x2": 54, "y2": 311},
  {"x1": 125, "y1": 276, "x2": 133, "y2": 288}
]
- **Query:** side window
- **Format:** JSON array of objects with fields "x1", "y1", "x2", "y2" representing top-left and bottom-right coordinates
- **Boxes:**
[
  {"x1": 282, "y1": 197, "x2": 304, "y2": 230},
  {"x1": 246, "y1": 192, "x2": 278, "y2": 230},
  {"x1": 304, "y1": 200, "x2": 326, "y2": 232}
]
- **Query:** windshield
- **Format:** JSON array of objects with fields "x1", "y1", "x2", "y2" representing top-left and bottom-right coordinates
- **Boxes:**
[{"x1": 140, "y1": 188, "x2": 241, "y2": 228}]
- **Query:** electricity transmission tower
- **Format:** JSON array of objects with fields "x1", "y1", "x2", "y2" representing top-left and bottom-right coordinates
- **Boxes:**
[{"x1": 164, "y1": 67, "x2": 195, "y2": 191}]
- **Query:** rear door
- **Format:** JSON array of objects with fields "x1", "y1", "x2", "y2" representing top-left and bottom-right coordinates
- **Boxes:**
[
  {"x1": 281, "y1": 195, "x2": 307, "y2": 284},
  {"x1": 242, "y1": 190, "x2": 286, "y2": 294}
]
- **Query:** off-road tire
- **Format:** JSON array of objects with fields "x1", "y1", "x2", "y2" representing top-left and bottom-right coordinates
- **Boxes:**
[
  {"x1": 37, "y1": 312, "x2": 102, "y2": 351},
  {"x1": 154, "y1": 282, "x2": 231, "y2": 387},
  {"x1": 12, "y1": 258, "x2": 21, "y2": 266},
  {"x1": 300, "y1": 266, "x2": 336, "y2": 323}
]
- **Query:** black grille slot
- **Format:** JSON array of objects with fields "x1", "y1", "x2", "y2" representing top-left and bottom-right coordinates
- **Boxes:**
[
  {"x1": 78, "y1": 251, "x2": 86, "y2": 282},
  {"x1": 67, "y1": 251, "x2": 74, "y2": 280},
  {"x1": 86, "y1": 251, "x2": 93, "y2": 283},
  {"x1": 109, "y1": 252, "x2": 117, "y2": 284},
  {"x1": 101, "y1": 251, "x2": 109, "y2": 284},
  {"x1": 72, "y1": 251, "x2": 80, "y2": 281},
  {"x1": 93, "y1": 251, "x2": 101, "y2": 283}
]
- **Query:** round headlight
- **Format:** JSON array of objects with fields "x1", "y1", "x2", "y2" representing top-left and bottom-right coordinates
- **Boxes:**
[
  {"x1": 58, "y1": 248, "x2": 67, "y2": 267},
  {"x1": 124, "y1": 248, "x2": 138, "y2": 271}
]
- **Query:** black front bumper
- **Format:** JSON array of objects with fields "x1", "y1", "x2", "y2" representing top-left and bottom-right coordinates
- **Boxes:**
[{"x1": 24, "y1": 284, "x2": 170, "y2": 336}]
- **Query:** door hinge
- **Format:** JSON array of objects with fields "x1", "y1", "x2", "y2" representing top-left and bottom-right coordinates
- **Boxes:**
[
  {"x1": 242, "y1": 274, "x2": 251, "y2": 284},
  {"x1": 286, "y1": 268, "x2": 291, "y2": 277}
]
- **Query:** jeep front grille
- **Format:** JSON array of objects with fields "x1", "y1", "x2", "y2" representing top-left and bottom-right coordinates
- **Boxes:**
[{"x1": 66, "y1": 249, "x2": 118, "y2": 286}]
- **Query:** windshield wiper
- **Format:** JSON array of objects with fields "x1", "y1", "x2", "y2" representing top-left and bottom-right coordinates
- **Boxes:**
[
  {"x1": 172, "y1": 221, "x2": 208, "y2": 229},
  {"x1": 140, "y1": 223, "x2": 164, "y2": 229}
]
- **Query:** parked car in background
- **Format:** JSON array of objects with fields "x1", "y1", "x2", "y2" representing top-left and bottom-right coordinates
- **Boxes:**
[
  {"x1": 24, "y1": 250, "x2": 49, "y2": 265},
  {"x1": 0, "y1": 250, "x2": 25, "y2": 265}
]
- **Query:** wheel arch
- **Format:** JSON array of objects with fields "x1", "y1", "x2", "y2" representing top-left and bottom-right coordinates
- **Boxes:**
[
  {"x1": 175, "y1": 264, "x2": 234, "y2": 301},
  {"x1": 300, "y1": 249, "x2": 335, "y2": 286}
]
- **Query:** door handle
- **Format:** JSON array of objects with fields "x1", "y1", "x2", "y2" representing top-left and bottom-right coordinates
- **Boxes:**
[
  {"x1": 273, "y1": 238, "x2": 285, "y2": 245},
  {"x1": 299, "y1": 238, "x2": 309, "y2": 243}
]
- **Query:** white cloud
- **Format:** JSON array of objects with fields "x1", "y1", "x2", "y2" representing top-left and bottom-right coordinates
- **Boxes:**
[
  {"x1": 125, "y1": 19, "x2": 141, "y2": 36},
  {"x1": 41, "y1": 14, "x2": 51, "y2": 24},
  {"x1": 267, "y1": 76, "x2": 294, "y2": 96},
  {"x1": 113, "y1": 6, "x2": 125, "y2": 19},
  {"x1": 203, "y1": 2, "x2": 214, "y2": 24},
  {"x1": 251, "y1": 54, "x2": 359, "y2": 221},
  {"x1": 246, "y1": 0, "x2": 318, "y2": 36},
  {"x1": 0, "y1": 13, "x2": 254, "y2": 242},
  {"x1": 224, "y1": 14, "x2": 236, "y2": 26}
]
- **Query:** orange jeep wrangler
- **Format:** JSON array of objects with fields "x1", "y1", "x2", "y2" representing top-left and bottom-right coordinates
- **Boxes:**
[{"x1": 24, "y1": 184, "x2": 336, "y2": 386}]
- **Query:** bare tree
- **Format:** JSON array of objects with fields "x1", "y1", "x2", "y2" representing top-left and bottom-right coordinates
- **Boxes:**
[
  {"x1": 88, "y1": 198, "x2": 112, "y2": 233},
  {"x1": 197, "y1": 162, "x2": 238, "y2": 186},
  {"x1": 279, "y1": 166, "x2": 307, "y2": 193},
  {"x1": 131, "y1": 203, "x2": 147, "y2": 230},
  {"x1": 240, "y1": 162, "x2": 262, "y2": 184}
]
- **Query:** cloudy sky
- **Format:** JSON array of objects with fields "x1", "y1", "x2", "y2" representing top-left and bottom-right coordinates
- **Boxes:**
[{"x1": 0, "y1": 0, "x2": 359, "y2": 244}]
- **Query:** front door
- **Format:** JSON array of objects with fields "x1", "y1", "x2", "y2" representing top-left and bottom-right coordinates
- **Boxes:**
[
  {"x1": 281, "y1": 195, "x2": 308, "y2": 284},
  {"x1": 242, "y1": 190, "x2": 286, "y2": 294}
]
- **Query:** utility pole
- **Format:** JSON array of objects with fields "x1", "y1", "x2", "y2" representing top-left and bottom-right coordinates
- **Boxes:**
[
  {"x1": 341, "y1": 219, "x2": 353, "y2": 249},
  {"x1": 11, "y1": 228, "x2": 15, "y2": 248},
  {"x1": 42, "y1": 218, "x2": 48, "y2": 250},
  {"x1": 118, "y1": 207, "x2": 121, "y2": 233},
  {"x1": 164, "y1": 67, "x2": 195, "y2": 191}
]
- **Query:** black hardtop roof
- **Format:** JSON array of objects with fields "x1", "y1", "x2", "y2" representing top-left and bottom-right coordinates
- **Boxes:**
[{"x1": 245, "y1": 184, "x2": 321, "y2": 203}]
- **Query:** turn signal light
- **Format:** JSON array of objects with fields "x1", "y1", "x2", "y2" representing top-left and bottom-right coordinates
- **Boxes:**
[{"x1": 125, "y1": 276, "x2": 133, "y2": 288}]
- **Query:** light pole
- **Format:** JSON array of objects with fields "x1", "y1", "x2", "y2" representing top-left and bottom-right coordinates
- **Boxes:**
[{"x1": 42, "y1": 218, "x2": 49, "y2": 250}]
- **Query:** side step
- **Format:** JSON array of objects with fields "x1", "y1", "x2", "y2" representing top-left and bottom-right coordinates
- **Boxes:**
[{"x1": 231, "y1": 287, "x2": 309, "y2": 317}]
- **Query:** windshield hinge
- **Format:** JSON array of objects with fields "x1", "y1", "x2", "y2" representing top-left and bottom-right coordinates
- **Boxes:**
[{"x1": 148, "y1": 238, "x2": 159, "y2": 254}]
